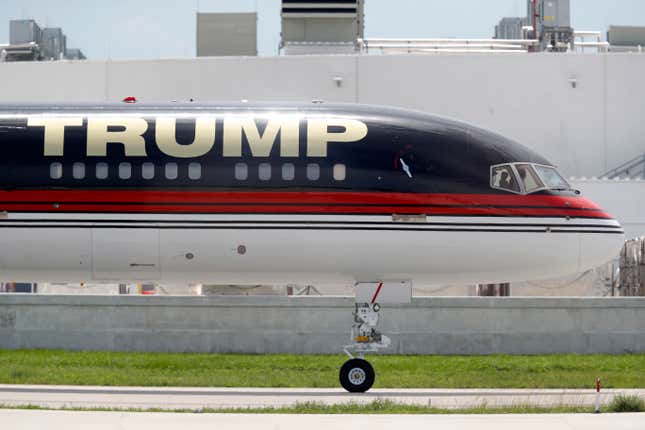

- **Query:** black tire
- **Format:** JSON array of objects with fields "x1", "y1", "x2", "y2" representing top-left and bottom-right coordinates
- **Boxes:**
[{"x1": 339, "y1": 358, "x2": 375, "y2": 393}]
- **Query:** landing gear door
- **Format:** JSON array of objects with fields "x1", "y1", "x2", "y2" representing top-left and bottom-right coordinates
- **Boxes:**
[
  {"x1": 354, "y1": 281, "x2": 412, "y2": 304},
  {"x1": 92, "y1": 229, "x2": 160, "y2": 280}
]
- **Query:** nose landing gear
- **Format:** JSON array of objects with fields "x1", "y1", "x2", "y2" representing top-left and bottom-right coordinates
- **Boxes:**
[
  {"x1": 340, "y1": 301, "x2": 391, "y2": 393},
  {"x1": 338, "y1": 281, "x2": 411, "y2": 393}
]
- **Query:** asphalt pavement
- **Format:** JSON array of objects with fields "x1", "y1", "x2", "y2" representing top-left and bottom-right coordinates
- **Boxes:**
[{"x1": 1, "y1": 409, "x2": 644, "y2": 430}]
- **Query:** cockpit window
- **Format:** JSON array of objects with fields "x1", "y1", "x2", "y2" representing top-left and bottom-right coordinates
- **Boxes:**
[
  {"x1": 491, "y1": 162, "x2": 570, "y2": 194},
  {"x1": 533, "y1": 165, "x2": 570, "y2": 190},
  {"x1": 515, "y1": 164, "x2": 544, "y2": 193},
  {"x1": 491, "y1": 164, "x2": 520, "y2": 193}
]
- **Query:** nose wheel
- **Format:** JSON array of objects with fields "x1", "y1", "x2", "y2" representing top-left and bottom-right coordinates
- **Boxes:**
[{"x1": 339, "y1": 358, "x2": 375, "y2": 393}]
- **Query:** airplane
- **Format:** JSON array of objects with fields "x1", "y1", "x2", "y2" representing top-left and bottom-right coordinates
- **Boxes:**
[{"x1": 0, "y1": 101, "x2": 624, "y2": 392}]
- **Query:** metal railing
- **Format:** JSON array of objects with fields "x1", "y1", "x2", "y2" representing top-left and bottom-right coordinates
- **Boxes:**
[
  {"x1": 601, "y1": 153, "x2": 645, "y2": 179},
  {"x1": 574, "y1": 31, "x2": 610, "y2": 53},
  {"x1": 361, "y1": 33, "x2": 627, "y2": 55},
  {"x1": 359, "y1": 38, "x2": 538, "y2": 54},
  {"x1": 280, "y1": 34, "x2": 641, "y2": 56}
]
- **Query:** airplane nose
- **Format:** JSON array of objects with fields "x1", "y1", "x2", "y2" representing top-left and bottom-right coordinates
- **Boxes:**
[{"x1": 578, "y1": 215, "x2": 625, "y2": 273}]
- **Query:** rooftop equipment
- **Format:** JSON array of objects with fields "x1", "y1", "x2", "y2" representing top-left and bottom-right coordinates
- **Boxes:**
[
  {"x1": 280, "y1": 0, "x2": 364, "y2": 54},
  {"x1": 5, "y1": 19, "x2": 84, "y2": 61},
  {"x1": 64, "y1": 48, "x2": 86, "y2": 60},
  {"x1": 196, "y1": 12, "x2": 257, "y2": 57},
  {"x1": 495, "y1": 17, "x2": 529, "y2": 40},
  {"x1": 0, "y1": 42, "x2": 41, "y2": 62},
  {"x1": 9, "y1": 19, "x2": 42, "y2": 45},
  {"x1": 528, "y1": 0, "x2": 573, "y2": 52},
  {"x1": 41, "y1": 27, "x2": 66, "y2": 60},
  {"x1": 607, "y1": 25, "x2": 645, "y2": 52}
]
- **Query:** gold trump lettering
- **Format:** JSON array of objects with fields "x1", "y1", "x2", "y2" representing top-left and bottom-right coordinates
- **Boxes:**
[
  {"x1": 27, "y1": 117, "x2": 83, "y2": 156},
  {"x1": 156, "y1": 116, "x2": 216, "y2": 158},
  {"x1": 223, "y1": 117, "x2": 300, "y2": 157},
  {"x1": 306, "y1": 118, "x2": 368, "y2": 157},
  {"x1": 87, "y1": 117, "x2": 148, "y2": 157},
  {"x1": 30, "y1": 116, "x2": 368, "y2": 157}
]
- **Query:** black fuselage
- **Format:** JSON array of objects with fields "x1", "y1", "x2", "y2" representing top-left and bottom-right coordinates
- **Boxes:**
[{"x1": 0, "y1": 102, "x2": 551, "y2": 195}]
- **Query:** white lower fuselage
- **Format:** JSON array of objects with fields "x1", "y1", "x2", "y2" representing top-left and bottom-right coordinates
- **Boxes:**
[{"x1": 0, "y1": 212, "x2": 624, "y2": 285}]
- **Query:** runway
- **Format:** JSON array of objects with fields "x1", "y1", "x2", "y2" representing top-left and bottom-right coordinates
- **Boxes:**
[
  {"x1": 1, "y1": 384, "x2": 643, "y2": 410},
  {"x1": 1, "y1": 409, "x2": 644, "y2": 430}
]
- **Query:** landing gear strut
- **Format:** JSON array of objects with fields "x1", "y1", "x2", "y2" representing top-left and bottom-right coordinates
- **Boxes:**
[{"x1": 340, "y1": 302, "x2": 390, "y2": 392}]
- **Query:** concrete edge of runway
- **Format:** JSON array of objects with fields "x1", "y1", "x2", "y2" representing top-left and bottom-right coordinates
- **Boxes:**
[{"x1": 1, "y1": 384, "x2": 643, "y2": 411}]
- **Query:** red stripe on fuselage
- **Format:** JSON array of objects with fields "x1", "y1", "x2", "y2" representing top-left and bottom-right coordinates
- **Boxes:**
[{"x1": 0, "y1": 190, "x2": 612, "y2": 218}]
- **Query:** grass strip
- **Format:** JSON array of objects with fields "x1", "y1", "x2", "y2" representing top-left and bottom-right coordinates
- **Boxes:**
[
  {"x1": 608, "y1": 394, "x2": 645, "y2": 412},
  {"x1": 0, "y1": 349, "x2": 644, "y2": 388},
  {"x1": 0, "y1": 400, "x2": 606, "y2": 414}
]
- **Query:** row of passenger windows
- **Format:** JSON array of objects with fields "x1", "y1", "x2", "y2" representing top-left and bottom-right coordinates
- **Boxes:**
[
  {"x1": 50, "y1": 162, "x2": 201, "y2": 180},
  {"x1": 235, "y1": 163, "x2": 346, "y2": 181},
  {"x1": 49, "y1": 162, "x2": 347, "y2": 182}
]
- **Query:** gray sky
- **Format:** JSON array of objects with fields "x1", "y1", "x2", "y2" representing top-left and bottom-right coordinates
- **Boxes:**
[{"x1": 1, "y1": 0, "x2": 644, "y2": 59}]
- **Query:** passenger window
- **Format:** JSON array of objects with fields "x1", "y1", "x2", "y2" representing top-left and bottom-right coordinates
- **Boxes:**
[
  {"x1": 119, "y1": 162, "x2": 131, "y2": 179},
  {"x1": 72, "y1": 162, "x2": 85, "y2": 179},
  {"x1": 235, "y1": 163, "x2": 248, "y2": 180},
  {"x1": 516, "y1": 164, "x2": 544, "y2": 193},
  {"x1": 307, "y1": 163, "x2": 320, "y2": 181},
  {"x1": 491, "y1": 165, "x2": 520, "y2": 193},
  {"x1": 96, "y1": 162, "x2": 108, "y2": 179},
  {"x1": 165, "y1": 163, "x2": 178, "y2": 180},
  {"x1": 142, "y1": 162, "x2": 155, "y2": 180},
  {"x1": 333, "y1": 163, "x2": 346, "y2": 181},
  {"x1": 259, "y1": 163, "x2": 271, "y2": 181},
  {"x1": 282, "y1": 163, "x2": 295, "y2": 181},
  {"x1": 188, "y1": 163, "x2": 201, "y2": 180},
  {"x1": 50, "y1": 162, "x2": 63, "y2": 179}
]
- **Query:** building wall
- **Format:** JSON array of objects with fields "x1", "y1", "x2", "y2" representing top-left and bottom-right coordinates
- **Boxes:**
[
  {"x1": 0, "y1": 53, "x2": 643, "y2": 177},
  {"x1": 1, "y1": 295, "x2": 644, "y2": 354},
  {"x1": 572, "y1": 179, "x2": 645, "y2": 240}
]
